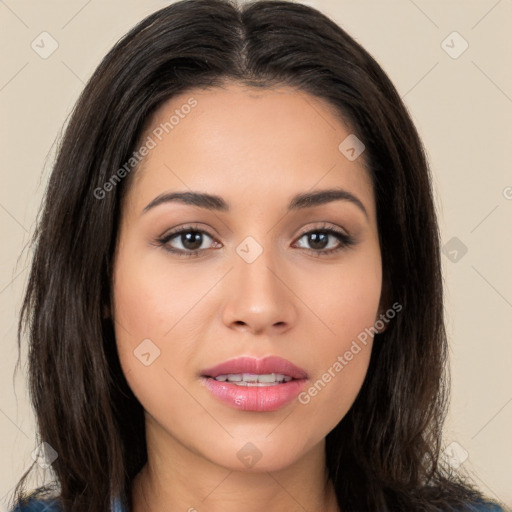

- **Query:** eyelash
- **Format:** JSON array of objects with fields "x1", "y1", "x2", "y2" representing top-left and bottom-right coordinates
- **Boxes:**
[{"x1": 155, "y1": 223, "x2": 356, "y2": 258}]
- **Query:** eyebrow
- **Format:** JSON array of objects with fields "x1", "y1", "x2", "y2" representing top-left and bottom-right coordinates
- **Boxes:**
[{"x1": 142, "y1": 187, "x2": 368, "y2": 219}]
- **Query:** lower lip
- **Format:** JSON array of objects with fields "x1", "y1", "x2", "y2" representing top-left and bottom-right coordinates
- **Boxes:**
[{"x1": 202, "y1": 377, "x2": 308, "y2": 412}]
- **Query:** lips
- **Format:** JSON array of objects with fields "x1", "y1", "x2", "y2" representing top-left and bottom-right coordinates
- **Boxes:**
[
  {"x1": 201, "y1": 356, "x2": 308, "y2": 380},
  {"x1": 200, "y1": 356, "x2": 309, "y2": 412}
]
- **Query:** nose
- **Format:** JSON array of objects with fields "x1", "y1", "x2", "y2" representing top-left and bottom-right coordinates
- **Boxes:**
[{"x1": 221, "y1": 243, "x2": 297, "y2": 336}]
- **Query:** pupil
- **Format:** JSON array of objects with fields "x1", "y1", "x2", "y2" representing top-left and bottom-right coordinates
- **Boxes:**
[
  {"x1": 182, "y1": 231, "x2": 202, "y2": 250},
  {"x1": 309, "y1": 232, "x2": 328, "y2": 249}
]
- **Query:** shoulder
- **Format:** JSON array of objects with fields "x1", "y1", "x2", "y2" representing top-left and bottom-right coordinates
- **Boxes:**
[
  {"x1": 10, "y1": 499, "x2": 61, "y2": 511},
  {"x1": 11, "y1": 497, "x2": 126, "y2": 512},
  {"x1": 459, "y1": 502, "x2": 509, "y2": 512}
]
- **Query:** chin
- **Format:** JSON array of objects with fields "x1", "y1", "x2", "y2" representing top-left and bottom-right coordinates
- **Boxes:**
[{"x1": 199, "y1": 435, "x2": 316, "y2": 474}]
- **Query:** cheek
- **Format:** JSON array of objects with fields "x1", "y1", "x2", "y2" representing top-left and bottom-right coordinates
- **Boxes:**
[
  {"x1": 293, "y1": 249, "x2": 381, "y2": 422},
  {"x1": 300, "y1": 244, "x2": 382, "y2": 345},
  {"x1": 112, "y1": 242, "x2": 213, "y2": 338},
  {"x1": 111, "y1": 243, "x2": 214, "y2": 421}
]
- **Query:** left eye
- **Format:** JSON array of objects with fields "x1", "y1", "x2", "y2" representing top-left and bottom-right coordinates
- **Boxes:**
[{"x1": 294, "y1": 229, "x2": 349, "y2": 252}]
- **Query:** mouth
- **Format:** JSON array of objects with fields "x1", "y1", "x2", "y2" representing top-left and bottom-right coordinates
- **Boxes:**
[
  {"x1": 200, "y1": 356, "x2": 308, "y2": 412},
  {"x1": 201, "y1": 355, "x2": 308, "y2": 381},
  {"x1": 206, "y1": 372, "x2": 295, "y2": 386}
]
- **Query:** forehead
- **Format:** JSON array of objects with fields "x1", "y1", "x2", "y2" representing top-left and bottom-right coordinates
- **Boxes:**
[{"x1": 125, "y1": 83, "x2": 375, "y2": 219}]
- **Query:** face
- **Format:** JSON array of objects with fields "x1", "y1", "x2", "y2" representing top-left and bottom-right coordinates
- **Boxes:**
[{"x1": 111, "y1": 83, "x2": 383, "y2": 473}]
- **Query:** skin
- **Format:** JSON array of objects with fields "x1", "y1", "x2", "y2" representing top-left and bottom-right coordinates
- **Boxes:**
[{"x1": 111, "y1": 82, "x2": 385, "y2": 512}]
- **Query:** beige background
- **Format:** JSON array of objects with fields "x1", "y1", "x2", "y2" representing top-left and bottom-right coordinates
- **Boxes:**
[{"x1": 1, "y1": 0, "x2": 511, "y2": 509}]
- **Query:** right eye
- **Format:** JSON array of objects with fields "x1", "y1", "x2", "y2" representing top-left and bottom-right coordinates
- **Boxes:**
[{"x1": 156, "y1": 226, "x2": 222, "y2": 257}]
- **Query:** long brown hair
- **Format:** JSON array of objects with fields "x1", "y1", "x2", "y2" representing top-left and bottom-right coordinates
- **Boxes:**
[{"x1": 11, "y1": 1, "x2": 504, "y2": 511}]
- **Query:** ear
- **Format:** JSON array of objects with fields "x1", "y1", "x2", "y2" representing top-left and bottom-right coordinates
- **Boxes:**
[
  {"x1": 102, "y1": 302, "x2": 111, "y2": 319},
  {"x1": 375, "y1": 309, "x2": 389, "y2": 333},
  {"x1": 103, "y1": 259, "x2": 115, "y2": 320},
  {"x1": 375, "y1": 275, "x2": 392, "y2": 334}
]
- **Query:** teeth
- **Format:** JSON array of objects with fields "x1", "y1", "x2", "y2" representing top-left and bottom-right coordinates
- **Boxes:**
[{"x1": 213, "y1": 373, "x2": 293, "y2": 386}]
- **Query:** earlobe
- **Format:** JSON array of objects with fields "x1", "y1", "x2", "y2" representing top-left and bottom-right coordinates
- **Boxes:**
[
  {"x1": 377, "y1": 322, "x2": 388, "y2": 334},
  {"x1": 102, "y1": 303, "x2": 111, "y2": 319},
  {"x1": 376, "y1": 314, "x2": 388, "y2": 334},
  {"x1": 376, "y1": 278, "x2": 392, "y2": 334},
  {"x1": 374, "y1": 303, "x2": 391, "y2": 334}
]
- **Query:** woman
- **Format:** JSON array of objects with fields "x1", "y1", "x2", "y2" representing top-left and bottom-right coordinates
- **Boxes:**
[{"x1": 10, "y1": 0, "x2": 507, "y2": 511}]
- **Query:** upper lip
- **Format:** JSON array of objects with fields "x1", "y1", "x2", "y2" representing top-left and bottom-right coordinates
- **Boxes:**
[{"x1": 201, "y1": 356, "x2": 308, "y2": 380}]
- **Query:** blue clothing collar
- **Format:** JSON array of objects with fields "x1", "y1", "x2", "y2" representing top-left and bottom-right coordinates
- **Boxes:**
[{"x1": 113, "y1": 496, "x2": 126, "y2": 512}]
